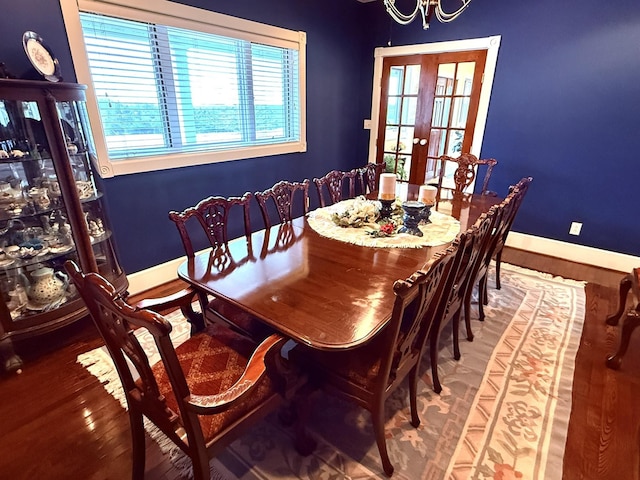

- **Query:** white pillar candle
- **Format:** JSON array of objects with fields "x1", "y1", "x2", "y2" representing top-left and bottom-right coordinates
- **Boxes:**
[
  {"x1": 378, "y1": 173, "x2": 396, "y2": 201},
  {"x1": 418, "y1": 185, "x2": 437, "y2": 205}
]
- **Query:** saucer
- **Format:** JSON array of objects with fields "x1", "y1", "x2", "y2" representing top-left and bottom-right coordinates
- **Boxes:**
[
  {"x1": 0, "y1": 258, "x2": 15, "y2": 267},
  {"x1": 50, "y1": 244, "x2": 74, "y2": 254}
]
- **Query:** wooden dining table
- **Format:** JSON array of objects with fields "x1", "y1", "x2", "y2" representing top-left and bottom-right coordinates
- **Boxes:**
[{"x1": 177, "y1": 191, "x2": 501, "y2": 351}]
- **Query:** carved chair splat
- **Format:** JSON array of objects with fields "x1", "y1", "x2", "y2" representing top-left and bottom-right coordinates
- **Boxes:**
[
  {"x1": 255, "y1": 179, "x2": 310, "y2": 229},
  {"x1": 433, "y1": 153, "x2": 498, "y2": 201},
  {"x1": 313, "y1": 169, "x2": 358, "y2": 207}
]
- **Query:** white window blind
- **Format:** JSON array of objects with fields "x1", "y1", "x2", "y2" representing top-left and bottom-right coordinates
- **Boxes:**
[
  {"x1": 80, "y1": 13, "x2": 300, "y2": 160},
  {"x1": 60, "y1": 0, "x2": 306, "y2": 176}
]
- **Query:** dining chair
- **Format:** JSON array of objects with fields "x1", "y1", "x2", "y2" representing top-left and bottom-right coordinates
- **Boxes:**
[
  {"x1": 312, "y1": 169, "x2": 358, "y2": 207},
  {"x1": 431, "y1": 153, "x2": 498, "y2": 201},
  {"x1": 464, "y1": 200, "x2": 510, "y2": 323},
  {"x1": 458, "y1": 208, "x2": 502, "y2": 339},
  {"x1": 493, "y1": 176, "x2": 533, "y2": 289},
  {"x1": 605, "y1": 267, "x2": 640, "y2": 370},
  {"x1": 428, "y1": 217, "x2": 493, "y2": 394},
  {"x1": 255, "y1": 179, "x2": 310, "y2": 229},
  {"x1": 65, "y1": 260, "x2": 304, "y2": 480},
  {"x1": 293, "y1": 250, "x2": 456, "y2": 476},
  {"x1": 168, "y1": 193, "x2": 273, "y2": 340}
]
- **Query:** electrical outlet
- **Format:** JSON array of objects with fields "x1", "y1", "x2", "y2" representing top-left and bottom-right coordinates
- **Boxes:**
[{"x1": 569, "y1": 222, "x2": 582, "y2": 236}]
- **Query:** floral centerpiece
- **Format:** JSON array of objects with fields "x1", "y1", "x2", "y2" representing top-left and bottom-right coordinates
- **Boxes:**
[{"x1": 331, "y1": 196, "x2": 381, "y2": 228}]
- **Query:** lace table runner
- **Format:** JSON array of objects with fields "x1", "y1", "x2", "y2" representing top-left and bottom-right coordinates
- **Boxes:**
[{"x1": 307, "y1": 199, "x2": 460, "y2": 248}]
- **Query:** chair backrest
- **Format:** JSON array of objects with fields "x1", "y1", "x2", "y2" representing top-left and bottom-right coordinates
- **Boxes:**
[
  {"x1": 65, "y1": 261, "x2": 189, "y2": 434},
  {"x1": 498, "y1": 176, "x2": 533, "y2": 245},
  {"x1": 168, "y1": 192, "x2": 253, "y2": 258},
  {"x1": 255, "y1": 179, "x2": 310, "y2": 229},
  {"x1": 462, "y1": 207, "x2": 502, "y2": 292},
  {"x1": 313, "y1": 169, "x2": 358, "y2": 207},
  {"x1": 355, "y1": 162, "x2": 385, "y2": 196},
  {"x1": 378, "y1": 248, "x2": 457, "y2": 387},
  {"x1": 435, "y1": 153, "x2": 498, "y2": 198}
]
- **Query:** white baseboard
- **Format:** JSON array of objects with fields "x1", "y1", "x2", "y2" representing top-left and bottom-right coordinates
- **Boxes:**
[
  {"x1": 127, "y1": 255, "x2": 188, "y2": 296},
  {"x1": 505, "y1": 232, "x2": 639, "y2": 274},
  {"x1": 126, "y1": 233, "x2": 639, "y2": 295}
]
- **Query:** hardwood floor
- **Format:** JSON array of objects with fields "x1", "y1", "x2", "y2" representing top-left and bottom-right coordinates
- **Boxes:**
[{"x1": 0, "y1": 247, "x2": 638, "y2": 479}]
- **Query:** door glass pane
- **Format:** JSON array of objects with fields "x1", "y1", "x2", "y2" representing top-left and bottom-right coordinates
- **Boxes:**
[
  {"x1": 403, "y1": 65, "x2": 420, "y2": 94},
  {"x1": 386, "y1": 96, "x2": 400, "y2": 124},
  {"x1": 388, "y1": 67, "x2": 404, "y2": 96},
  {"x1": 384, "y1": 126, "x2": 400, "y2": 153},
  {"x1": 428, "y1": 129, "x2": 446, "y2": 157},
  {"x1": 398, "y1": 154, "x2": 410, "y2": 181},
  {"x1": 455, "y1": 62, "x2": 475, "y2": 95},
  {"x1": 447, "y1": 129, "x2": 464, "y2": 155},
  {"x1": 399, "y1": 126, "x2": 415, "y2": 153},
  {"x1": 437, "y1": 64, "x2": 455, "y2": 95},
  {"x1": 400, "y1": 97, "x2": 417, "y2": 125},
  {"x1": 432, "y1": 97, "x2": 451, "y2": 128},
  {"x1": 451, "y1": 97, "x2": 470, "y2": 129}
]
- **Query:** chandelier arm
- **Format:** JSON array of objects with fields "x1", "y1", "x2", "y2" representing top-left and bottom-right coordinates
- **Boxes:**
[
  {"x1": 434, "y1": 0, "x2": 472, "y2": 22},
  {"x1": 383, "y1": 0, "x2": 424, "y2": 25}
]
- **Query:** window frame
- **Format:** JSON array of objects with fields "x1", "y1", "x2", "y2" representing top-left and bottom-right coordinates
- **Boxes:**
[{"x1": 60, "y1": 0, "x2": 307, "y2": 177}]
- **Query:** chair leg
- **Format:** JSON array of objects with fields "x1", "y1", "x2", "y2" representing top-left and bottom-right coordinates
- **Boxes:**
[
  {"x1": 453, "y1": 311, "x2": 461, "y2": 361},
  {"x1": 495, "y1": 250, "x2": 503, "y2": 290},
  {"x1": 606, "y1": 274, "x2": 633, "y2": 326},
  {"x1": 292, "y1": 389, "x2": 317, "y2": 457},
  {"x1": 191, "y1": 453, "x2": 210, "y2": 480},
  {"x1": 464, "y1": 292, "x2": 474, "y2": 342},
  {"x1": 371, "y1": 400, "x2": 394, "y2": 476},
  {"x1": 409, "y1": 366, "x2": 420, "y2": 428},
  {"x1": 478, "y1": 276, "x2": 487, "y2": 321},
  {"x1": 481, "y1": 273, "x2": 489, "y2": 305},
  {"x1": 606, "y1": 310, "x2": 640, "y2": 370},
  {"x1": 430, "y1": 333, "x2": 442, "y2": 394},
  {"x1": 129, "y1": 410, "x2": 146, "y2": 480}
]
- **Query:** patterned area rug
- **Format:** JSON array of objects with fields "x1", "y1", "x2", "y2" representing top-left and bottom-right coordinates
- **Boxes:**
[{"x1": 77, "y1": 263, "x2": 585, "y2": 479}]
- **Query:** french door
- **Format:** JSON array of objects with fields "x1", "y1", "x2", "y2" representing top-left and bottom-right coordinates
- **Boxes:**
[{"x1": 375, "y1": 49, "x2": 487, "y2": 186}]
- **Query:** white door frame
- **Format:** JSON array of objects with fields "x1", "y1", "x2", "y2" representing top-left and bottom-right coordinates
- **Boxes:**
[{"x1": 367, "y1": 35, "x2": 502, "y2": 164}]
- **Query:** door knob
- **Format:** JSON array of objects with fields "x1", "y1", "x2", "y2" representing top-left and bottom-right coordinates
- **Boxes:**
[
  {"x1": 419, "y1": 139, "x2": 427, "y2": 145},
  {"x1": 413, "y1": 138, "x2": 419, "y2": 144}
]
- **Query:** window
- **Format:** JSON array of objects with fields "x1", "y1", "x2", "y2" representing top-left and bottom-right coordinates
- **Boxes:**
[{"x1": 60, "y1": 0, "x2": 306, "y2": 177}]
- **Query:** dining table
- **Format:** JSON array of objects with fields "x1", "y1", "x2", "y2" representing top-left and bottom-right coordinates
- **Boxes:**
[{"x1": 177, "y1": 189, "x2": 502, "y2": 351}]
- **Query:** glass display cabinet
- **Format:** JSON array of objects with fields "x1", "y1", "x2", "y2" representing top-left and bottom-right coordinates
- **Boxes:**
[{"x1": 0, "y1": 79, "x2": 127, "y2": 373}]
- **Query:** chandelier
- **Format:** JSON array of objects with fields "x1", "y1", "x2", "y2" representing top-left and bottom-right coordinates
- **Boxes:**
[{"x1": 383, "y1": 0, "x2": 472, "y2": 30}]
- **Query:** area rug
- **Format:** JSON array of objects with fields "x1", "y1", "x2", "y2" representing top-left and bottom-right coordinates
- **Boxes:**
[{"x1": 77, "y1": 263, "x2": 586, "y2": 479}]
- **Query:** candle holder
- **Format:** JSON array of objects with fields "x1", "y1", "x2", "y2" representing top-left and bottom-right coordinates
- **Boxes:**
[
  {"x1": 398, "y1": 200, "x2": 425, "y2": 236},
  {"x1": 379, "y1": 198, "x2": 395, "y2": 220},
  {"x1": 420, "y1": 204, "x2": 433, "y2": 224}
]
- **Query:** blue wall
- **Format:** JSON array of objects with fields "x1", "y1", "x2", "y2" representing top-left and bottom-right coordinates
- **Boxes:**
[
  {"x1": 0, "y1": 0, "x2": 638, "y2": 274},
  {"x1": 363, "y1": 0, "x2": 640, "y2": 258}
]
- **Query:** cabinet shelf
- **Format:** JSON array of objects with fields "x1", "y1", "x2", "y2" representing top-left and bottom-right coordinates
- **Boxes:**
[{"x1": 0, "y1": 79, "x2": 127, "y2": 374}]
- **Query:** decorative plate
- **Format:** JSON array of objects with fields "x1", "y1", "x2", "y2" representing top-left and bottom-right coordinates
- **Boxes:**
[{"x1": 22, "y1": 31, "x2": 61, "y2": 82}]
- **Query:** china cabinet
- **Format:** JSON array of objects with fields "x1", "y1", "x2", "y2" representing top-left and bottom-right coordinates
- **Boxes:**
[{"x1": 0, "y1": 79, "x2": 127, "y2": 373}]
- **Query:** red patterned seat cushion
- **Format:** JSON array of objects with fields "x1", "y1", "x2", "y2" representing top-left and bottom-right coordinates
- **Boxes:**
[{"x1": 151, "y1": 324, "x2": 276, "y2": 442}]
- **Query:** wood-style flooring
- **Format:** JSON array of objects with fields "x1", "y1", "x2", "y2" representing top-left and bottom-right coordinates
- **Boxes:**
[{"x1": 0, "y1": 246, "x2": 638, "y2": 480}]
